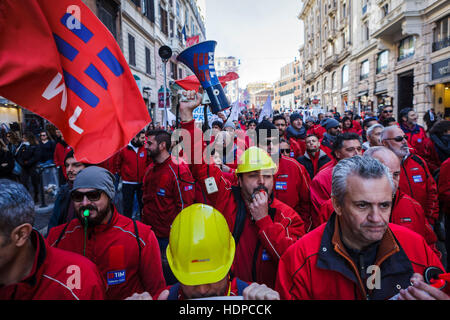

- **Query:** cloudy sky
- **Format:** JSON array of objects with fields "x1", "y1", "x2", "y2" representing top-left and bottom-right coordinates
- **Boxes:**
[{"x1": 202, "y1": 0, "x2": 304, "y2": 89}]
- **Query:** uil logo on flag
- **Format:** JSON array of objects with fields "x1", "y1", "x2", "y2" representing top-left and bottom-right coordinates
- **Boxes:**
[{"x1": 0, "y1": 0, "x2": 151, "y2": 164}]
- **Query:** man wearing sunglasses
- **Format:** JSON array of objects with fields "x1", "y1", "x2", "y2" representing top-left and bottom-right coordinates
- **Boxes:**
[
  {"x1": 47, "y1": 166, "x2": 166, "y2": 300},
  {"x1": 378, "y1": 105, "x2": 394, "y2": 124},
  {"x1": 381, "y1": 126, "x2": 439, "y2": 229}
]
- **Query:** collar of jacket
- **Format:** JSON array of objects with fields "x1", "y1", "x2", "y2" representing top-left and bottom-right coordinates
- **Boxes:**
[
  {"x1": 304, "y1": 149, "x2": 327, "y2": 161},
  {"x1": 316, "y1": 212, "x2": 414, "y2": 299},
  {"x1": 17, "y1": 230, "x2": 47, "y2": 288},
  {"x1": 400, "y1": 123, "x2": 421, "y2": 135}
]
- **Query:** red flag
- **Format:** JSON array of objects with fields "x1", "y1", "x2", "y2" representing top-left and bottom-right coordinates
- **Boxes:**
[
  {"x1": 185, "y1": 35, "x2": 200, "y2": 48},
  {"x1": 175, "y1": 72, "x2": 239, "y2": 91},
  {"x1": 0, "y1": 0, "x2": 150, "y2": 164}
]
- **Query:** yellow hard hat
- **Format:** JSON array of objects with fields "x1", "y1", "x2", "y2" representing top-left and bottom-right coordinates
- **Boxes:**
[
  {"x1": 166, "y1": 204, "x2": 235, "y2": 286},
  {"x1": 235, "y1": 146, "x2": 277, "y2": 175}
]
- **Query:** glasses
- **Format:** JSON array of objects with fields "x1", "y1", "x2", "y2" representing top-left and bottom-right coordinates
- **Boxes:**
[
  {"x1": 384, "y1": 135, "x2": 408, "y2": 142},
  {"x1": 40, "y1": 134, "x2": 47, "y2": 137},
  {"x1": 382, "y1": 109, "x2": 393, "y2": 114},
  {"x1": 281, "y1": 149, "x2": 291, "y2": 154},
  {"x1": 71, "y1": 190, "x2": 102, "y2": 202}
]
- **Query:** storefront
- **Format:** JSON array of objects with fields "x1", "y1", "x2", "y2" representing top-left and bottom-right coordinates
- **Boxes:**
[
  {"x1": 374, "y1": 78, "x2": 392, "y2": 113},
  {"x1": 431, "y1": 58, "x2": 450, "y2": 119},
  {"x1": 0, "y1": 97, "x2": 22, "y2": 132}
]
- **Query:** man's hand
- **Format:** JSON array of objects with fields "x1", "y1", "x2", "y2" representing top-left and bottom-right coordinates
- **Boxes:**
[
  {"x1": 248, "y1": 190, "x2": 269, "y2": 221},
  {"x1": 397, "y1": 273, "x2": 450, "y2": 300},
  {"x1": 124, "y1": 290, "x2": 170, "y2": 300},
  {"x1": 243, "y1": 283, "x2": 280, "y2": 300},
  {"x1": 179, "y1": 90, "x2": 203, "y2": 123}
]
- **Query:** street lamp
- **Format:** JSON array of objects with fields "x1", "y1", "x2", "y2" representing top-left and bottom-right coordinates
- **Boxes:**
[{"x1": 159, "y1": 45, "x2": 172, "y2": 129}]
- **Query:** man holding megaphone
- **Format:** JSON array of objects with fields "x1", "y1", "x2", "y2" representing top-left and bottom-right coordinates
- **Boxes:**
[{"x1": 176, "y1": 89, "x2": 305, "y2": 289}]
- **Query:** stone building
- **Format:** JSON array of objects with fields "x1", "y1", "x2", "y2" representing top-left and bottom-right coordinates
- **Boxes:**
[{"x1": 299, "y1": 0, "x2": 450, "y2": 122}]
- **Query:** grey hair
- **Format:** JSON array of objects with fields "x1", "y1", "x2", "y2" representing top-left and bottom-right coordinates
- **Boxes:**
[
  {"x1": 366, "y1": 124, "x2": 384, "y2": 138},
  {"x1": 363, "y1": 146, "x2": 395, "y2": 159},
  {"x1": 0, "y1": 179, "x2": 35, "y2": 237},
  {"x1": 331, "y1": 156, "x2": 394, "y2": 207},
  {"x1": 380, "y1": 125, "x2": 400, "y2": 141}
]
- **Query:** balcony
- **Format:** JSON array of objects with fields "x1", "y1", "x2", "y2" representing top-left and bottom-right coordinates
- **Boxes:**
[
  {"x1": 432, "y1": 37, "x2": 450, "y2": 52},
  {"x1": 323, "y1": 54, "x2": 338, "y2": 70},
  {"x1": 304, "y1": 72, "x2": 315, "y2": 84},
  {"x1": 338, "y1": 46, "x2": 351, "y2": 62}
]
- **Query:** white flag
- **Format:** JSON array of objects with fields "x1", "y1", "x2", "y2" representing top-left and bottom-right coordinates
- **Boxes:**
[{"x1": 258, "y1": 95, "x2": 273, "y2": 123}]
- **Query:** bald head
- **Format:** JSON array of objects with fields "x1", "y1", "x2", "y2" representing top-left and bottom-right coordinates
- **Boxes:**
[{"x1": 364, "y1": 146, "x2": 400, "y2": 191}]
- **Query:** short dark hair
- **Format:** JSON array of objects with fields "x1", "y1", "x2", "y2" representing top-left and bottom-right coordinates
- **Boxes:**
[
  {"x1": 272, "y1": 115, "x2": 286, "y2": 124},
  {"x1": 211, "y1": 121, "x2": 223, "y2": 130},
  {"x1": 399, "y1": 108, "x2": 413, "y2": 121},
  {"x1": 363, "y1": 117, "x2": 378, "y2": 129},
  {"x1": 332, "y1": 132, "x2": 362, "y2": 152},
  {"x1": 382, "y1": 117, "x2": 396, "y2": 127},
  {"x1": 146, "y1": 130, "x2": 172, "y2": 151}
]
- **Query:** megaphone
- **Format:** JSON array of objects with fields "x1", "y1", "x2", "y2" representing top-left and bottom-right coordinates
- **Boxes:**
[{"x1": 177, "y1": 40, "x2": 230, "y2": 114}]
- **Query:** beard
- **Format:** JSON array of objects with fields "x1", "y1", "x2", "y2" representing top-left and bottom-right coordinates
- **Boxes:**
[
  {"x1": 393, "y1": 144, "x2": 410, "y2": 158},
  {"x1": 77, "y1": 202, "x2": 111, "y2": 227},
  {"x1": 148, "y1": 147, "x2": 161, "y2": 160}
]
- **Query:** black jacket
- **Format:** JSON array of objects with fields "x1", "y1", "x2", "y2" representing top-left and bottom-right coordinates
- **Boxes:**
[
  {"x1": 0, "y1": 149, "x2": 15, "y2": 179},
  {"x1": 297, "y1": 150, "x2": 331, "y2": 179},
  {"x1": 16, "y1": 143, "x2": 40, "y2": 169}
]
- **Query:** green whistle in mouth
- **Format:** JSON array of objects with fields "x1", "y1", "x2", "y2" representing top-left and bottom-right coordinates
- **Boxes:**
[{"x1": 83, "y1": 209, "x2": 90, "y2": 217}]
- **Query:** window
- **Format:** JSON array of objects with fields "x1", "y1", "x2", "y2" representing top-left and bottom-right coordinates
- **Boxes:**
[
  {"x1": 324, "y1": 76, "x2": 327, "y2": 90},
  {"x1": 176, "y1": 0, "x2": 181, "y2": 18},
  {"x1": 97, "y1": 0, "x2": 118, "y2": 40},
  {"x1": 170, "y1": 62, "x2": 177, "y2": 80},
  {"x1": 433, "y1": 15, "x2": 450, "y2": 52},
  {"x1": 381, "y1": 3, "x2": 389, "y2": 18},
  {"x1": 128, "y1": 34, "x2": 136, "y2": 66},
  {"x1": 363, "y1": 22, "x2": 369, "y2": 41},
  {"x1": 170, "y1": 18, "x2": 174, "y2": 38},
  {"x1": 376, "y1": 50, "x2": 389, "y2": 73},
  {"x1": 178, "y1": 68, "x2": 183, "y2": 79},
  {"x1": 332, "y1": 72, "x2": 337, "y2": 89},
  {"x1": 398, "y1": 36, "x2": 415, "y2": 61},
  {"x1": 131, "y1": 0, "x2": 140, "y2": 7},
  {"x1": 360, "y1": 60, "x2": 369, "y2": 80},
  {"x1": 145, "y1": 47, "x2": 151, "y2": 74},
  {"x1": 342, "y1": 64, "x2": 349, "y2": 86},
  {"x1": 143, "y1": 0, "x2": 155, "y2": 22},
  {"x1": 160, "y1": 5, "x2": 168, "y2": 36}
]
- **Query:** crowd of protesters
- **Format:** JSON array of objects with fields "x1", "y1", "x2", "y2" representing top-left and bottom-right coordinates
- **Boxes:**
[{"x1": 1, "y1": 94, "x2": 449, "y2": 300}]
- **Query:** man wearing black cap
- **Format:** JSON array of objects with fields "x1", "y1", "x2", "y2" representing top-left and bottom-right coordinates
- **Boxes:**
[
  {"x1": 319, "y1": 118, "x2": 341, "y2": 159},
  {"x1": 46, "y1": 166, "x2": 166, "y2": 300}
]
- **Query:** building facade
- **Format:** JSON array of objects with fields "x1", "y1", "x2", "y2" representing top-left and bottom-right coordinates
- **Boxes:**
[
  {"x1": 299, "y1": 0, "x2": 450, "y2": 122},
  {"x1": 245, "y1": 82, "x2": 274, "y2": 109},
  {"x1": 216, "y1": 56, "x2": 240, "y2": 103},
  {"x1": 274, "y1": 60, "x2": 301, "y2": 111}
]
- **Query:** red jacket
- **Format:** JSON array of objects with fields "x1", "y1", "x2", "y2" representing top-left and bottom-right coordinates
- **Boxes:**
[
  {"x1": 0, "y1": 230, "x2": 105, "y2": 300},
  {"x1": 400, "y1": 153, "x2": 439, "y2": 226},
  {"x1": 97, "y1": 152, "x2": 120, "y2": 175},
  {"x1": 141, "y1": 156, "x2": 196, "y2": 238},
  {"x1": 116, "y1": 144, "x2": 149, "y2": 183},
  {"x1": 317, "y1": 191, "x2": 438, "y2": 251},
  {"x1": 46, "y1": 208, "x2": 166, "y2": 300},
  {"x1": 181, "y1": 119, "x2": 305, "y2": 288},
  {"x1": 53, "y1": 142, "x2": 73, "y2": 180},
  {"x1": 310, "y1": 162, "x2": 335, "y2": 229},
  {"x1": 274, "y1": 155, "x2": 312, "y2": 231},
  {"x1": 276, "y1": 213, "x2": 448, "y2": 300},
  {"x1": 401, "y1": 123, "x2": 430, "y2": 160},
  {"x1": 438, "y1": 157, "x2": 450, "y2": 216}
]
